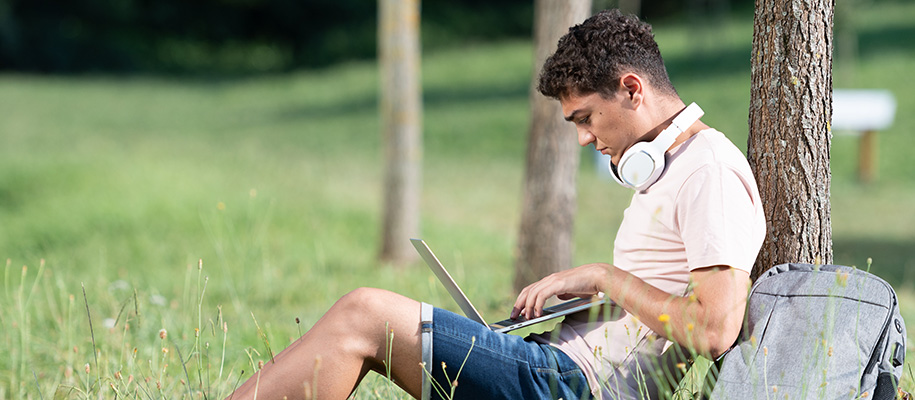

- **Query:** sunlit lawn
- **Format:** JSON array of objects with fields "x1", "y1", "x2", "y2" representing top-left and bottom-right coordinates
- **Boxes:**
[{"x1": 1, "y1": 2, "x2": 914, "y2": 398}]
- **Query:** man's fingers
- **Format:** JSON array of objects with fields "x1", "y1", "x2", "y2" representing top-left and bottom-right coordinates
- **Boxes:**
[
  {"x1": 512, "y1": 284, "x2": 536, "y2": 319},
  {"x1": 511, "y1": 296, "x2": 525, "y2": 319},
  {"x1": 536, "y1": 291, "x2": 554, "y2": 317},
  {"x1": 526, "y1": 285, "x2": 554, "y2": 318},
  {"x1": 523, "y1": 285, "x2": 540, "y2": 319},
  {"x1": 514, "y1": 273, "x2": 571, "y2": 319},
  {"x1": 510, "y1": 304, "x2": 525, "y2": 320}
]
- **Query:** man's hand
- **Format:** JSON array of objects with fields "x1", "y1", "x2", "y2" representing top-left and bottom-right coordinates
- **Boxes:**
[
  {"x1": 511, "y1": 263, "x2": 611, "y2": 320},
  {"x1": 510, "y1": 263, "x2": 750, "y2": 358}
]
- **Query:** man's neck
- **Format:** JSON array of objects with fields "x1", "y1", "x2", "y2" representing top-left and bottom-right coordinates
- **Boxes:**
[{"x1": 644, "y1": 101, "x2": 708, "y2": 151}]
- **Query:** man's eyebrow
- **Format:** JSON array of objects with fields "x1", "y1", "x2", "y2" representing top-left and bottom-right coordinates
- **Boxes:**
[{"x1": 564, "y1": 109, "x2": 583, "y2": 122}]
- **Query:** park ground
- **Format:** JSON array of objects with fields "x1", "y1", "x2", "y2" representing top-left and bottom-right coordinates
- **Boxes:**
[{"x1": 1, "y1": 2, "x2": 914, "y2": 398}]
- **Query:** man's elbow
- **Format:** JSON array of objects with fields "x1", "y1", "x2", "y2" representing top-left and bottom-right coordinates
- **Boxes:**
[
  {"x1": 702, "y1": 318, "x2": 743, "y2": 359},
  {"x1": 704, "y1": 331, "x2": 735, "y2": 359}
]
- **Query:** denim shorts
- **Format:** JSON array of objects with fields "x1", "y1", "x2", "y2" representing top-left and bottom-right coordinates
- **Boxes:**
[{"x1": 426, "y1": 307, "x2": 592, "y2": 400}]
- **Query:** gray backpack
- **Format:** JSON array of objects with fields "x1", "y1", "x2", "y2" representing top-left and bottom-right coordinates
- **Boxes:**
[{"x1": 710, "y1": 263, "x2": 906, "y2": 399}]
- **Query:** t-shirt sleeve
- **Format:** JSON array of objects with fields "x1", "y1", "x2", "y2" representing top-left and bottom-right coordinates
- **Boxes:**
[{"x1": 674, "y1": 163, "x2": 764, "y2": 273}]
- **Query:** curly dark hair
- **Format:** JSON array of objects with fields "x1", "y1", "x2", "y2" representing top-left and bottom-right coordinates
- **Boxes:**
[{"x1": 538, "y1": 9, "x2": 677, "y2": 99}]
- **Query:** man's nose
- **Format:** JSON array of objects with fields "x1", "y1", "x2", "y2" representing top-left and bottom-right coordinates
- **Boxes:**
[{"x1": 577, "y1": 128, "x2": 595, "y2": 147}]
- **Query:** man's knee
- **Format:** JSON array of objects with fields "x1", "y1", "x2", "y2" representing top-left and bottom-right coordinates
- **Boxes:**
[
  {"x1": 327, "y1": 288, "x2": 408, "y2": 357},
  {"x1": 329, "y1": 287, "x2": 405, "y2": 338},
  {"x1": 336, "y1": 287, "x2": 389, "y2": 314}
]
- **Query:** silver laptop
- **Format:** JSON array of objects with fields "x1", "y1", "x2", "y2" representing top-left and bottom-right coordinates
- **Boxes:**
[{"x1": 410, "y1": 238, "x2": 610, "y2": 333}]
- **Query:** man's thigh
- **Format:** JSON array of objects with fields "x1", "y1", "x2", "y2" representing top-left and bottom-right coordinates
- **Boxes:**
[{"x1": 428, "y1": 308, "x2": 592, "y2": 400}]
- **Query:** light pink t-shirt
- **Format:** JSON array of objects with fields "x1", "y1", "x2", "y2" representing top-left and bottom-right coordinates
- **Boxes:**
[{"x1": 530, "y1": 129, "x2": 766, "y2": 399}]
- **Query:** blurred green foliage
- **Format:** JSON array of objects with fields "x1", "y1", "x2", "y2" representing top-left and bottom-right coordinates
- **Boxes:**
[
  {"x1": 0, "y1": 0, "x2": 536, "y2": 73},
  {"x1": 0, "y1": 0, "x2": 779, "y2": 74}
]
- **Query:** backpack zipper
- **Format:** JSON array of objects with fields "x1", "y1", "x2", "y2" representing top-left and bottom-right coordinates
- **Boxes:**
[{"x1": 861, "y1": 275, "x2": 896, "y2": 381}]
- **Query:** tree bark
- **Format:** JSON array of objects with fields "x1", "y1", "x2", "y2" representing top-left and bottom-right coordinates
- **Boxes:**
[
  {"x1": 378, "y1": 0, "x2": 422, "y2": 265},
  {"x1": 514, "y1": 0, "x2": 592, "y2": 293},
  {"x1": 747, "y1": 0, "x2": 834, "y2": 280}
]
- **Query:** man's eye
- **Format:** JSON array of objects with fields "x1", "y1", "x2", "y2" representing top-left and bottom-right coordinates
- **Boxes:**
[{"x1": 578, "y1": 116, "x2": 590, "y2": 124}]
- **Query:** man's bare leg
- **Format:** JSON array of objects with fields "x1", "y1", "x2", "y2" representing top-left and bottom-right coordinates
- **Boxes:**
[{"x1": 227, "y1": 287, "x2": 424, "y2": 400}]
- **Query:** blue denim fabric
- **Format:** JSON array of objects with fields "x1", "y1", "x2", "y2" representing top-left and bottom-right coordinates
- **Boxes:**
[{"x1": 428, "y1": 307, "x2": 592, "y2": 400}]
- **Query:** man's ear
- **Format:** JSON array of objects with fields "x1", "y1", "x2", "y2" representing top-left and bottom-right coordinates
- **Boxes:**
[{"x1": 620, "y1": 73, "x2": 644, "y2": 109}]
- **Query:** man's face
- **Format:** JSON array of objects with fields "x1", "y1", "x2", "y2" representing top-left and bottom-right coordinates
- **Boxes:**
[{"x1": 560, "y1": 91, "x2": 639, "y2": 166}]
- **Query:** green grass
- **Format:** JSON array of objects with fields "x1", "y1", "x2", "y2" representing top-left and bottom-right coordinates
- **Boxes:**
[{"x1": 2, "y1": 2, "x2": 914, "y2": 398}]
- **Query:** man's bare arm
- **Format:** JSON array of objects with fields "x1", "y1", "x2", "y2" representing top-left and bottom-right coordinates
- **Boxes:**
[{"x1": 512, "y1": 263, "x2": 750, "y2": 358}]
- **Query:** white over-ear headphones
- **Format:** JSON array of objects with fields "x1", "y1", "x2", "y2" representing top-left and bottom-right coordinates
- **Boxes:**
[{"x1": 609, "y1": 102, "x2": 704, "y2": 191}]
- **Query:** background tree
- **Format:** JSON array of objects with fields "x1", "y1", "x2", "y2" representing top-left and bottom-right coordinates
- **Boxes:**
[
  {"x1": 747, "y1": 0, "x2": 834, "y2": 279},
  {"x1": 514, "y1": 0, "x2": 592, "y2": 292},
  {"x1": 378, "y1": 0, "x2": 422, "y2": 265}
]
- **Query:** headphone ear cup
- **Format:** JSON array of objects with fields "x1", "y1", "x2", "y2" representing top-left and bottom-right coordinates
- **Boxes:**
[
  {"x1": 616, "y1": 143, "x2": 664, "y2": 190},
  {"x1": 607, "y1": 102, "x2": 703, "y2": 191},
  {"x1": 608, "y1": 160, "x2": 628, "y2": 188},
  {"x1": 638, "y1": 151, "x2": 666, "y2": 190}
]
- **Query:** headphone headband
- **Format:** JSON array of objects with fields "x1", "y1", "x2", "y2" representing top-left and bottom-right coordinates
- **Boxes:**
[
  {"x1": 608, "y1": 102, "x2": 704, "y2": 191},
  {"x1": 650, "y1": 102, "x2": 704, "y2": 154}
]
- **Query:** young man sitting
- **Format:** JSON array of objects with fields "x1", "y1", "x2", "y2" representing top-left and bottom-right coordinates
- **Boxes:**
[{"x1": 227, "y1": 9, "x2": 766, "y2": 400}]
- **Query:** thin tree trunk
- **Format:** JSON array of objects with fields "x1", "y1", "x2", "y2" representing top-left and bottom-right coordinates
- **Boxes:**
[
  {"x1": 378, "y1": 0, "x2": 422, "y2": 265},
  {"x1": 747, "y1": 0, "x2": 834, "y2": 280},
  {"x1": 514, "y1": 0, "x2": 592, "y2": 292}
]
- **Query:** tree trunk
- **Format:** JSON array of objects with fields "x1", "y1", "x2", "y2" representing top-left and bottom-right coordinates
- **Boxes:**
[
  {"x1": 378, "y1": 0, "x2": 422, "y2": 265},
  {"x1": 747, "y1": 0, "x2": 834, "y2": 280},
  {"x1": 514, "y1": 0, "x2": 592, "y2": 293}
]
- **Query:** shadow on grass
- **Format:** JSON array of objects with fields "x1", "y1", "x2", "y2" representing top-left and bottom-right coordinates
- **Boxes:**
[
  {"x1": 269, "y1": 83, "x2": 528, "y2": 122},
  {"x1": 833, "y1": 236, "x2": 915, "y2": 290}
]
